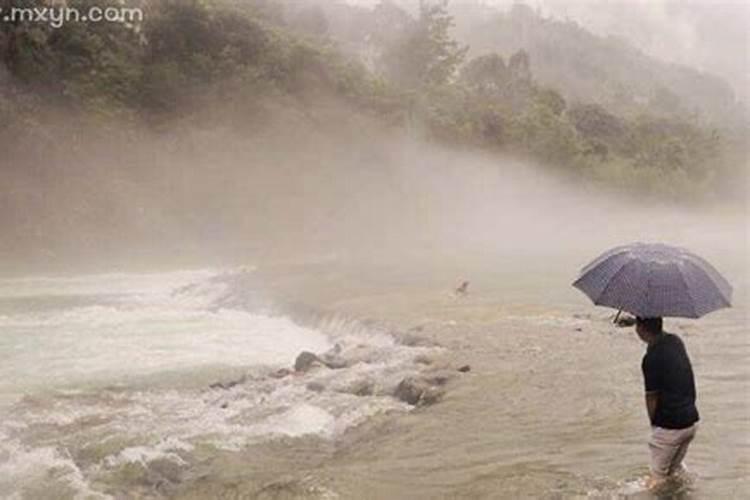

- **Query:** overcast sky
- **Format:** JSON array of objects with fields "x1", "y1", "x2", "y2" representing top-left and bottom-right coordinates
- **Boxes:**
[{"x1": 346, "y1": 0, "x2": 749, "y2": 102}]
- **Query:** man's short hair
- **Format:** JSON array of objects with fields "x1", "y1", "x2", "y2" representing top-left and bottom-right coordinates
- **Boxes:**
[{"x1": 636, "y1": 317, "x2": 663, "y2": 334}]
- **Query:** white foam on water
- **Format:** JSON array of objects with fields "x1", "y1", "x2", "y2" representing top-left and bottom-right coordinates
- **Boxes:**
[
  {"x1": 2, "y1": 320, "x2": 429, "y2": 469},
  {"x1": 0, "y1": 268, "x2": 221, "y2": 300},
  {"x1": 253, "y1": 403, "x2": 337, "y2": 438},
  {"x1": 0, "y1": 269, "x2": 442, "y2": 498},
  {"x1": 585, "y1": 476, "x2": 653, "y2": 499},
  {"x1": 100, "y1": 333, "x2": 418, "y2": 452},
  {"x1": 1, "y1": 308, "x2": 330, "y2": 393},
  {"x1": 0, "y1": 439, "x2": 112, "y2": 500},
  {"x1": 614, "y1": 476, "x2": 649, "y2": 496},
  {"x1": 0, "y1": 269, "x2": 330, "y2": 395},
  {"x1": 105, "y1": 437, "x2": 194, "y2": 468}
]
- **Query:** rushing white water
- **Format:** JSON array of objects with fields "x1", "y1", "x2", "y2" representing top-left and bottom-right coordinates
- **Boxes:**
[
  {"x1": 0, "y1": 269, "x2": 331, "y2": 401},
  {"x1": 0, "y1": 215, "x2": 744, "y2": 499},
  {"x1": 0, "y1": 268, "x2": 440, "y2": 499}
]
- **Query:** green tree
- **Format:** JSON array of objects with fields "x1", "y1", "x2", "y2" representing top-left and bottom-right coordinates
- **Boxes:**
[
  {"x1": 534, "y1": 87, "x2": 565, "y2": 116},
  {"x1": 510, "y1": 101, "x2": 579, "y2": 167},
  {"x1": 461, "y1": 53, "x2": 508, "y2": 92},
  {"x1": 567, "y1": 103, "x2": 625, "y2": 147},
  {"x1": 1, "y1": 0, "x2": 143, "y2": 115},
  {"x1": 140, "y1": 0, "x2": 270, "y2": 113},
  {"x1": 379, "y1": 0, "x2": 467, "y2": 89}
]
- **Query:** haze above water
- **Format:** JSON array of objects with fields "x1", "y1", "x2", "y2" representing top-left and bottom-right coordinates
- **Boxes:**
[
  {"x1": 0, "y1": 0, "x2": 748, "y2": 498},
  {"x1": 0, "y1": 134, "x2": 746, "y2": 497}
]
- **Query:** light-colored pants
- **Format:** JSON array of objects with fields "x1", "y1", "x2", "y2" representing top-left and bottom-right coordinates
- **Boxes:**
[{"x1": 649, "y1": 424, "x2": 698, "y2": 478}]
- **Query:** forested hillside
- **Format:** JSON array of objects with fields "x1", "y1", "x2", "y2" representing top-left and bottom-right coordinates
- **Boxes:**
[
  {"x1": 0, "y1": 0, "x2": 746, "y2": 269},
  {"x1": 278, "y1": 0, "x2": 747, "y2": 197}
]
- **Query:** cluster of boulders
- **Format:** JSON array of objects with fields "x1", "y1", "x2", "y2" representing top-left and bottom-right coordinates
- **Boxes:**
[
  {"x1": 291, "y1": 346, "x2": 470, "y2": 407},
  {"x1": 210, "y1": 336, "x2": 472, "y2": 409}
]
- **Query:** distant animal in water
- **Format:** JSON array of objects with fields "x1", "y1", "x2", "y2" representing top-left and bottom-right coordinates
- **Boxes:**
[{"x1": 455, "y1": 281, "x2": 470, "y2": 295}]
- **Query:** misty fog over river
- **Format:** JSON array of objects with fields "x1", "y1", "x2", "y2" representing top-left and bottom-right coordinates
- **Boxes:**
[
  {"x1": 0, "y1": 141, "x2": 746, "y2": 498},
  {"x1": 1, "y1": 0, "x2": 748, "y2": 498}
]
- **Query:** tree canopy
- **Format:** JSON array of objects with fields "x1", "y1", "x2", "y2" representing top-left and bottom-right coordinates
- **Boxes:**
[{"x1": 0, "y1": 0, "x2": 745, "y2": 202}]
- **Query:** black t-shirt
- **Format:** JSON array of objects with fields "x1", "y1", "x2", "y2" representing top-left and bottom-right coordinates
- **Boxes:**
[{"x1": 642, "y1": 332, "x2": 700, "y2": 429}]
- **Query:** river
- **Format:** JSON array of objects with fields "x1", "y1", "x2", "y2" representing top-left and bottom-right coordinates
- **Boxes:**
[{"x1": 0, "y1": 212, "x2": 747, "y2": 499}]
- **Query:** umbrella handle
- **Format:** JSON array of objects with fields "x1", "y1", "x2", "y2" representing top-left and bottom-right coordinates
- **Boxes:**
[{"x1": 613, "y1": 309, "x2": 622, "y2": 324}]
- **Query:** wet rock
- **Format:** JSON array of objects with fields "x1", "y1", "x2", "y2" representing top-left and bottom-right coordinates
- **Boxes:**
[
  {"x1": 294, "y1": 351, "x2": 324, "y2": 372},
  {"x1": 394, "y1": 377, "x2": 426, "y2": 405},
  {"x1": 394, "y1": 376, "x2": 446, "y2": 406},
  {"x1": 295, "y1": 348, "x2": 347, "y2": 372},
  {"x1": 457, "y1": 365, "x2": 471, "y2": 373},
  {"x1": 209, "y1": 375, "x2": 246, "y2": 390},
  {"x1": 344, "y1": 379, "x2": 374, "y2": 397},
  {"x1": 306, "y1": 381, "x2": 325, "y2": 393},
  {"x1": 396, "y1": 332, "x2": 434, "y2": 347}
]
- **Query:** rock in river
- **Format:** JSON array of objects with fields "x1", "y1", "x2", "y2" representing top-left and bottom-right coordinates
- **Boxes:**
[
  {"x1": 394, "y1": 376, "x2": 446, "y2": 406},
  {"x1": 295, "y1": 351, "x2": 324, "y2": 372}
]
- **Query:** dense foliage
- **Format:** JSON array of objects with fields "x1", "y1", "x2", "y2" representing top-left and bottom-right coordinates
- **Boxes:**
[{"x1": 0, "y1": 0, "x2": 746, "y2": 202}]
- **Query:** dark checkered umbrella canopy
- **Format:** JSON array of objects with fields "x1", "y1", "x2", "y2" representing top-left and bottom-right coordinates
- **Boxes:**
[{"x1": 573, "y1": 243, "x2": 732, "y2": 318}]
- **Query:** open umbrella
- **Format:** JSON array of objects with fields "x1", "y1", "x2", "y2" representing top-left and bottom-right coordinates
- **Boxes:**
[{"x1": 573, "y1": 242, "x2": 732, "y2": 319}]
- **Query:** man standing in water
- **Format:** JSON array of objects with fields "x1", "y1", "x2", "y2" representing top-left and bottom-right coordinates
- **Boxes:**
[{"x1": 636, "y1": 317, "x2": 700, "y2": 490}]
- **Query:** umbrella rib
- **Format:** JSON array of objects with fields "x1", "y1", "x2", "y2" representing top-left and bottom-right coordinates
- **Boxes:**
[
  {"x1": 594, "y1": 258, "x2": 637, "y2": 312},
  {"x1": 572, "y1": 252, "x2": 630, "y2": 291},
  {"x1": 674, "y1": 262, "x2": 699, "y2": 319},
  {"x1": 682, "y1": 259, "x2": 732, "y2": 312},
  {"x1": 685, "y1": 253, "x2": 733, "y2": 299},
  {"x1": 579, "y1": 246, "x2": 631, "y2": 276}
]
